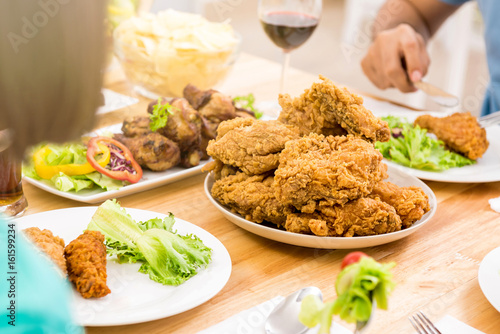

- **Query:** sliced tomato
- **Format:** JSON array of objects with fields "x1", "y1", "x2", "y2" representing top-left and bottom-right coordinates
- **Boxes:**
[
  {"x1": 86, "y1": 136, "x2": 143, "y2": 183},
  {"x1": 340, "y1": 251, "x2": 369, "y2": 269}
]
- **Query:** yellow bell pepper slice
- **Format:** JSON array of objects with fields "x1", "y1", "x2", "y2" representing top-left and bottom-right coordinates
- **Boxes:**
[{"x1": 33, "y1": 143, "x2": 111, "y2": 179}]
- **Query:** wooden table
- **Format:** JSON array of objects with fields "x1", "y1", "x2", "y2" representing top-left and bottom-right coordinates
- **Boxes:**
[{"x1": 22, "y1": 53, "x2": 500, "y2": 333}]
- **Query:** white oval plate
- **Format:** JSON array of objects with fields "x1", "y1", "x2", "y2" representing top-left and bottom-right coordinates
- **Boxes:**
[
  {"x1": 204, "y1": 164, "x2": 437, "y2": 249},
  {"x1": 478, "y1": 246, "x2": 500, "y2": 313},
  {"x1": 23, "y1": 123, "x2": 210, "y2": 204},
  {"x1": 16, "y1": 207, "x2": 232, "y2": 326}
]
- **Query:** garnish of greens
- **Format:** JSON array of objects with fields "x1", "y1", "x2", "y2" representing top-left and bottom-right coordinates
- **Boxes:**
[
  {"x1": 299, "y1": 253, "x2": 396, "y2": 334},
  {"x1": 375, "y1": 115, "x2": 475, "y2": 171},
  {"x1": 87, "y1": 199, "x2": 212, "y2": 286},
  {"x1": 149, "y1": 98, "x2": 175, "y2": 132},
  {"x1": 233, "y1": 93, "x2": 263, "y2": 119},
  {"x1": 23, "y1": 142, "x2": 123, "y2": 192}
]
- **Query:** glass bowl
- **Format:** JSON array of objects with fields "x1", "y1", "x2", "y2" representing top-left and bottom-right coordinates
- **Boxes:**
[{"x1": 113, "y1": 11, "x2": 241, "y2": 98}]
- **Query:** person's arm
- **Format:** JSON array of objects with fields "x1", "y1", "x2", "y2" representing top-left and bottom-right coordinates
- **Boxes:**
[{"x1": 361, "y1": 0, "x2": 461, "y2": 92}]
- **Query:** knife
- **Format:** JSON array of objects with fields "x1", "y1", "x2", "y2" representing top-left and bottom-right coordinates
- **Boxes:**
[{"x1": 413, "y1": 80, "x2": 459, "y2": 108}]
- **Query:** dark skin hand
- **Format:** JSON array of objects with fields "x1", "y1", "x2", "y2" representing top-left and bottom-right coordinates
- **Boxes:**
[{"x1": 361, "y1": 0, "x2": 460, "y2": 93}]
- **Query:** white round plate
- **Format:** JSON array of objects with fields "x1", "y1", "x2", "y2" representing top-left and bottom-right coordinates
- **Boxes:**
[
  {"x1": 478, "y1": 246, "x2": 500, "y2": 312},
  {"x1": 367, "y1": 107, "x2": 500, "y2": 183},
  {"x1": 15, "y1": 207, "x2": 232, "y2": 326},
  {"x1": 204, "y1": 164, "x2": 437, "y2": 249}
]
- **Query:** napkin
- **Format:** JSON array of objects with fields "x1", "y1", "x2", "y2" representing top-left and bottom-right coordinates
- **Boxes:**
[
  {"x1": 413, "y1": 315, "x2": 485, "y2": 334},
  {"x1": 197, "y1": 296, "x2": 352, "y2": 334},
  {"x1": 96, "y1": 89, "x2": 139, "y2": 115},
  {"x1": 488, "y1": 197, "x2": 500, "y2": 213}
]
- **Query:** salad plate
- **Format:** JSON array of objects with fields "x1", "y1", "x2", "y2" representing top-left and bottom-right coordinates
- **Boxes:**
[
  {"x1": 369, "y1": 108, "x2": 500, "y2": 183},
  {"x1": 16, "y1": 206, "x2": 232, "y2": 326},
  {"x1": 204, "y1": 164, "x2": 437, "y2": 249},
  {"x1": 23, "y1": 123, "x2": 210, "y2": 204},
  {"x1": 478, "y1": 246, "x2": 500, "y2": 313}
]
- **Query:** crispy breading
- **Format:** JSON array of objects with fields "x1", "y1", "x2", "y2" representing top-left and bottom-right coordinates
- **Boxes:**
[
  {"x1": 211, "y1": 171, "x2": 292, "y2": 226},
  {"x1": 23, "y1": 227, "x2": 67, "y2": 274},
  {"x1": 414, "y1": 112, "x2": 489, "y2": 160},
  {"x1": 206, "y1": 118, "x2": 301, "y2": 175},
  {"x1": 278, "y1": 75, "x2": 390, "y2": 143},
  {"x1": 64, "y1": 230, "x2": 110, "y2": 299},
  {"x1": 369, "y1": 181, "x2": 430, "y2": 228},
  {"x1": 274, "y1": 133, "x2": 388, "y2": 212},
  {"x1": 285, "y1": 197, "x2": 401, "y2": 237}
]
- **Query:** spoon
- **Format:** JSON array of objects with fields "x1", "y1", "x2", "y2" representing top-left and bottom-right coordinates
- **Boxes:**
[
  {"x1": 265, "y1": 286, "x2": 323, "y2": 334},
  {"x1": 354, "y1": 299, "x2": 377, "y2": 334}
]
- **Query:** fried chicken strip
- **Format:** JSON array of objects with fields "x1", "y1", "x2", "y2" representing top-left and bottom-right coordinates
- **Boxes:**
[
  {"x1": 23, "y1": 227, "x2": 67, "y2": 274},
  {"x1": 414, "y1": 112, "x2": 489, "y2": 160},
  {"x1": 274, "y1": 134, "x2": 388, "y2": 212},
  {"x1": 211, "y1": 171, "x2": 292, "y2": 226},
  {"x1": 207, "y1": 118, "x2": 301, "y2": 175},
  {"x1": 278, "y1": 75, "x2": 390, "y2": 143},
  {"x1": 369, "y1": 181, "x2": 430, "y2": 228},
  {"x1": 285, "y1": 197, "x2": 401, "y2": 237},
  {"x1": 64, "y1": 230, "x2": 111, "y2": 299}
]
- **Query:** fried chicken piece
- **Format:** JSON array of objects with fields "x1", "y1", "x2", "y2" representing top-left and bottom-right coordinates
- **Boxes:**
[
  {"x1": 278, "y1": 75, "x2": 390, "y2": 143},
  {"x1": 202, "y1": 159, "x2": 240, "y2": 181},
  {"x1": 414, "y1": 112, "x2": 489, "y2": 160},
  {"x1": 147, "y1": 97, "x2": 203, "y2": 167},
  {"x1": 207, "y1": 118, "x2": 301, "y2": 175},
  {"x1": 274, "y1": 134, "x2": 388, "y2": 212},
  {"x1": 114, "y1": 132, "x2": 181, "y2": 171},
  {"x1": 121, "y1": 116, "x2": 151, "y2": 137},
  {"x1": 285, "y1": 197, "x2": 401, "y2": 237},
  {"x1": 369, "y1": 181, "x2": 430, "y2": 228},
  {"x1": 64, "y1": 230, "x2": 110, "y2": 299},
  {"x1": 211, "y1": 171, "x2": 292, "y2": 226},
  {"x1": 23, "y1": 227, "x2": 66, "y2": 274}
]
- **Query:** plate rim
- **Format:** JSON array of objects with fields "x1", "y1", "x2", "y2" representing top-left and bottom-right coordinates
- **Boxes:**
[
  {"x1": 204, "y1": 164, "x2": 437, "y2": 249},
  {"x1": 16, "y1": 206, "x2": 232, "y2": 326},
  {"x1": 478, "y1": 246, "x2": 500, "y2": 313}
]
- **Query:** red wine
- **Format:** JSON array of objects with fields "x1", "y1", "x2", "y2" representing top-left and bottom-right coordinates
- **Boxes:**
[{"x1": 260, "y1": 11, "x2": 319, "y2": 51}]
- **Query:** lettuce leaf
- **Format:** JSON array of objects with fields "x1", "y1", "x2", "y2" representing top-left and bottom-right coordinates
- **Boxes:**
[
  {"x1": 299, "y1": 257, "x2": 395, "y2": 334},
  {"x1": 87, "y1": 199, "x2": 212, "y2": 286},
  {"x1": 375, "y1": 116, "x2": 475, "y2": 171}
]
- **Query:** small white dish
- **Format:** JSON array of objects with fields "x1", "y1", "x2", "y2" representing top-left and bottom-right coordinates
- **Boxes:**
[{"x1": 478, "y1": 246, "x2": 500, "y2": 313}]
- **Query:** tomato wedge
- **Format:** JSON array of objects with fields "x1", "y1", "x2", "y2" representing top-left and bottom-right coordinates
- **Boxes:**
[
  {"x1": 86, "y1": 136, "x2": 143, "y2": 183},
  {"x1": 340, "y1": 251, "x2": 369, "y2": 269}
]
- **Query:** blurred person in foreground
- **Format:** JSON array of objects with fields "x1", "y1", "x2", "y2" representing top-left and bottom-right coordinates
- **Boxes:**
[
  {"x1": 0, "y1": 1, "x2": 106, "y2": 333},
  {"x1": 361, "y1": 0, "x2": 498, "y2": 116}
]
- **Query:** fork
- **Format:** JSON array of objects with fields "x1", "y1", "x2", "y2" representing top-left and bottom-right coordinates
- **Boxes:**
[
  {"x1": 479, "y1": 110, "x2": 500, "y2": 127},
  {"x1": 409, "y1": 312, "x2": 442, "y2": 334}
]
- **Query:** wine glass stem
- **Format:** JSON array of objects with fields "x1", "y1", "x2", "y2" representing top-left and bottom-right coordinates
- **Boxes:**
[{"x1": 280, "y1": 51, "x2": 291, "y2": 94}]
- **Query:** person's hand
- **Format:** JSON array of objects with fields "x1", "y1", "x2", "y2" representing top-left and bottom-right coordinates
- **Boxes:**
[{"x1": 361, "y1": 23, "x2": 430, "y2": 92}]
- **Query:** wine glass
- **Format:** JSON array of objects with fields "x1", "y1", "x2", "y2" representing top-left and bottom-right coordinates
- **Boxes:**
[{"x1": 258, "y1": 0, "x2": 322, "y2": 94}]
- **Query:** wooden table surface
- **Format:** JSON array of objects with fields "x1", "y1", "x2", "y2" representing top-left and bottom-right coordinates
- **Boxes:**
[{"x1": 21, "y1": 53, "x2": 500, "y2": 334}]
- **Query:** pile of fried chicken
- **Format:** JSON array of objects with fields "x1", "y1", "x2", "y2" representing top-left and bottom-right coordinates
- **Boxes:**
[
  {"x1": 204, "y1": 76, "x2": 431, "y2": 237},
  {"x1": 114, "y1": 84, "x2": 256, "y2": 171}
]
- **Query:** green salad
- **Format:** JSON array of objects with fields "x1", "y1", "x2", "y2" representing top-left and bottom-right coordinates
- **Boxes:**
[
  {"x1": 87, "y1": 199, "x2": 212, "y2": 286},
  {"x1": 375, "y1": 116, "x2": 475, "y2": 171},
  {"x1": 23, "y1": 142, "x2": 123, "y2": 193}
]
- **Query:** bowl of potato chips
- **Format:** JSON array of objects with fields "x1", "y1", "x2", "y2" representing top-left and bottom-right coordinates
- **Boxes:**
[{"x1": 113, "y1": 9, "x2": 241, "y2": 98}]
